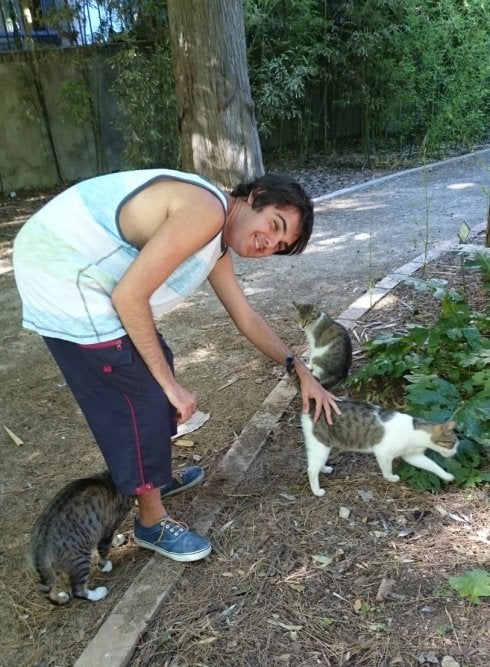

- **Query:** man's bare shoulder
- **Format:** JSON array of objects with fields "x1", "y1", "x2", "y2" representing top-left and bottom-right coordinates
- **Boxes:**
[{"x1": 120, "y1": 179, "x2": 226, "y2": 247}]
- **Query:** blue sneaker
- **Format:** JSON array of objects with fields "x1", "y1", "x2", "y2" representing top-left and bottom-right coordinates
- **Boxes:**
[
  {"x1": 160, "y1": 466, "x2": 205, "y2": 498},
  {"x1": 133, "y1": 516, "x2": 211, "y2": 562}
]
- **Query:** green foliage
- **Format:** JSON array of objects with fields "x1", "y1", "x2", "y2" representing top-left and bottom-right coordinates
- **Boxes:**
[
  {"x1": 351, "y1": 261, "x2": 490, "y2": 491},
  {"x1": 60, "y1": 79, "x2": 92, "y2": 126},
  {"x1": 465, "y1": 252, "x2": 490, "y2": 291},
  {"x1": 109, "y1": 0, "x2": 179, "y2": 169},
  {"x1": 243, "y1": 0, "x2": 490, "y2": 158},
  {"x1": 26, "y1": 0, "x2": 490, "y2": 161},
  {"x1": 448, "y1": 569, "x2": 490, "y2": 604},
  {"x1": 244, "y1": 0, "x2": 330, "y2": 147}
]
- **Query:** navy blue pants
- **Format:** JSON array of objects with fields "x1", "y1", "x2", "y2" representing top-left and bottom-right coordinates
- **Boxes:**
[{"x1": 44, "y1": 334, "x2": 177, "y2": 496}]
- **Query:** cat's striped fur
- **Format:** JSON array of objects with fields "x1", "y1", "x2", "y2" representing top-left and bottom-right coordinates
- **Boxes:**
[
  {"x1": 293, "y1": 302, "x2": 352, "y2": 389},
  {"x1": 27, "y1": 470, "x2": 133, "y2": 605}
]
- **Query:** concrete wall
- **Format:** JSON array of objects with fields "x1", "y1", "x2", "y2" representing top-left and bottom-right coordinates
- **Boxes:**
[
  {"x1": 0, "y1": 45, "x2": 124, "y2": 194},
  {"x1": 1, "y1": 46, "x2": 362, "y2": 194}
]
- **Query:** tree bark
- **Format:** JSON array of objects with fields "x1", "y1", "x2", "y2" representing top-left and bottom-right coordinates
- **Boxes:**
[{"x1": 167, "y1": 0, "x2": 264, "y2": 189}]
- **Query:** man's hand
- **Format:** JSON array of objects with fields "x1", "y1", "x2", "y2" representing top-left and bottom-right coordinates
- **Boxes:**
[
  {"x1": 295, "y1": 362, "x2": 341, "y2": 425},
  {"x1": 165, "y1": 383, "x2": 197, "y2": 424}
]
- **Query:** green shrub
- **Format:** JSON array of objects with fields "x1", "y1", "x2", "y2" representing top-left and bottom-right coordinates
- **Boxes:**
[{"x1": 351, "y1": 254, "x2": 490, "y2": 491}]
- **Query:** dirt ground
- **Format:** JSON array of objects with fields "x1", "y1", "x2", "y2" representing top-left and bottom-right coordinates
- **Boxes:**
[{"x1": 0, "y1": 164, "x2": 489, "y2": 667}]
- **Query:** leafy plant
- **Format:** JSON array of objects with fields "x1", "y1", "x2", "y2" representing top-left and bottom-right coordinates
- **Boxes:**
[
  {"x1": 465, "y1": 252, "x2": 490, "y2": 291},
  {"x1": 109, "y1": 0, "x2": 179, "y2": 169},
  {"x1": 350, "y1": 261, "x2": 490, "y2": 490},
  {"x1": 448, "y1": 569, "x2": 490, "y2": 604}
]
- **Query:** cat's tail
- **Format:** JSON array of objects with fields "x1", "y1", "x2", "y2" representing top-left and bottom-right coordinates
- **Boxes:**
[
  {"x1": 38, "y1": 570, "x2": 72, "y2": 606},
  {"x1": 27, "y1": 552, "x2": 71, "y2": 605}
]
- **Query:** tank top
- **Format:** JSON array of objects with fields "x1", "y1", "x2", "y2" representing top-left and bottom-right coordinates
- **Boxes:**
[{"x1": 13, "y1": 169, "x2": 227, "y2": 344}]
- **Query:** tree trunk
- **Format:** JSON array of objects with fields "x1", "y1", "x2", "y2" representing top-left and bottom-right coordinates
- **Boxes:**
[{"x1": 167, "y1": 0, "x2": 264, "y2": 189}]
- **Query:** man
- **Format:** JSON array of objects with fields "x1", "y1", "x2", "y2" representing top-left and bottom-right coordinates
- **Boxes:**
[{"x1": 13, "y1": 169, "x2": 339, "y2": 563}]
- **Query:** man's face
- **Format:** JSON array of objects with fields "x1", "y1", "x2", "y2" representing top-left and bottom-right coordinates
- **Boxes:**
[{"x1": 232, "y1": 202, "x2": 301, "y2": 258}]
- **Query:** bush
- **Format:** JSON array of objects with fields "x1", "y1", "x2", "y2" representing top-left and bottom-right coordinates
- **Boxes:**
[{"x1": 350, "y1": 253, "x2": 490, "y2": 491}]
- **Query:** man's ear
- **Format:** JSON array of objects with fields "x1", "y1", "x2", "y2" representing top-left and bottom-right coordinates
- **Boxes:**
[{"x1": 247, "y1": 191, "x2": 254, "y2": 206}]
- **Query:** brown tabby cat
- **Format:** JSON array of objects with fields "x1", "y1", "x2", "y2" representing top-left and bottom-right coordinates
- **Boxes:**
[
  {"x1": 27, "y1": 470, "x2": 133, "y2": 605},
  {"x1": 293, "y1": 302, "x2": 352, "y2": 389},
  {"x1": 301, "y1": 399, "x2": 458, "y2": 496}
]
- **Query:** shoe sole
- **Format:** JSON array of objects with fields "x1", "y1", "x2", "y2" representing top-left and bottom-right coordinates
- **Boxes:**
[
  {"x1": 160, "y1": 469, "x2": 205, "y2": 498},
  {"x1": 133, "y1": 536, "x2": 212, "y2": 562}
]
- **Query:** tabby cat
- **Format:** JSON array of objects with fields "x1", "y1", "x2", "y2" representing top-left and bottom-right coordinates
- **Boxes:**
[
  {"x1": 301, "y1": 399, "x2": 458, "y2": 496},
  {"x1": 27, "y1": 470, "x2": 133, "y2": 605},
  {"x1": 293, "y1": 302, "x2": 352, "y2": 389}
]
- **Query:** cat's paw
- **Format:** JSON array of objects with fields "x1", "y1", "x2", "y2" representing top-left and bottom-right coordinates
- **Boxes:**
[
  {"x1": 86, "y1": 586, "x2": 108, "y2": 602},
  {"x1": 321, "y1": 465, "x2": 333, "y2": 474},
  {"x1": 442, "y1": 473, "x2": 455, "y2": 482},
  {"x1": 312, "y1": 488, "x2": 326, "y2": 497},
  {"x1": 384, "y1": 474, "x2": 400, "y2": 482},
  {"x1": 99, "y1": 559, "x2": 113, "y2": 573}
]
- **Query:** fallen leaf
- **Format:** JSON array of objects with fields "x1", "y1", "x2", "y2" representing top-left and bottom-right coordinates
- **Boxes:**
[
  {"x1": 111, "y1": 533, "x2": 126, "y2": 547},
  {"x1": 3, "y1": 425, "x2": 24, "y2": 446},
  {"x1": 312, "y1": 554, "x2": 333, "y2": 566},
  {"x1": 220, "y1": 520, "x2": 235, "y2": 532},
  {"x1": 217, "y1": 376, "x2": 240, "y2": 391},
  {"x1": 270, "y1": 424, "x2": 283, "y2": 438},
  {"x1": 353, "y1": 598, "x2": 363, "y2": 612},
  {"x1": 279, "y1": 492, "x2": 296, "y2": 501},
  {"x1": 398, "y1": 527, "x2": 416, "y2": 538},
  {"x1": 288, "y1": 584, "x2": 305, "y2": 592},
  {"x1": 266, "y1": 619, "x2": 302, "y2": 631},
  {"x1": 448, "y1": 569, "x2": 490, "y2": 603},
  {"x1": 174, "y1": 439, "x2": 194, "y2": 448},
  {"x1": 417, "y1": 650, "x2": 438, "y2": 664},
  {"x1": 369, "y1": 530, "x2": 387, "y2": 539},
  {"x1": 375, "y1": 577, "x2": 396, "y2": 601},
  {"x1": 441, "y1": 657, "x2": 460, "y2": 667}
]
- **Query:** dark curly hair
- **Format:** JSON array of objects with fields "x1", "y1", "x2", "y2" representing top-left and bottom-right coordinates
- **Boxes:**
[{"x1": 230, "y1": 174, "x2": 313, "y2": 255}]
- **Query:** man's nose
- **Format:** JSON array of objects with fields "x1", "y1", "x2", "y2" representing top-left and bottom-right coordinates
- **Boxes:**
[{"x1": 265, "y1": 234, "x2": 279, "y2": 251}]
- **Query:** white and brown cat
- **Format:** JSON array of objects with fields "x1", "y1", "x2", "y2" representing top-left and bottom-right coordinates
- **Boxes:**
[{"x1": 301, "y1": 399, "x2": 458, "y2": 496}]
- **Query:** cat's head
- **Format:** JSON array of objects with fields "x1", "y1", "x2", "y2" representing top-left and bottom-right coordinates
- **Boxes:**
[
  {"x1": 429, "y1": 420, "x2": 459, "y2": 457},
  {"x1": 293, "y1": 302, "x2": 320, "y2": 328}
]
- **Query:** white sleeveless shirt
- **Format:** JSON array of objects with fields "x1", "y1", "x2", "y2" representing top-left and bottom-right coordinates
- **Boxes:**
[{"x1": 13, "y1": 169, "x2": 227, "y2": 344}]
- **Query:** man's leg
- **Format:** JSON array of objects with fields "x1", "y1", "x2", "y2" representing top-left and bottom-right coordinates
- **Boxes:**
[{"x1": 43, "y1": 335, "x2": 211, "y2": 561}]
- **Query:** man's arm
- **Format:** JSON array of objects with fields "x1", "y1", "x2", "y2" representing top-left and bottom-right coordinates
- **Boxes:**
[
  {"x1": 112, "y1": 188, "x2": 225, "y2": 422},
  {"x1": 208, "y1": 253, "x2": 340, "y2": 424}
]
